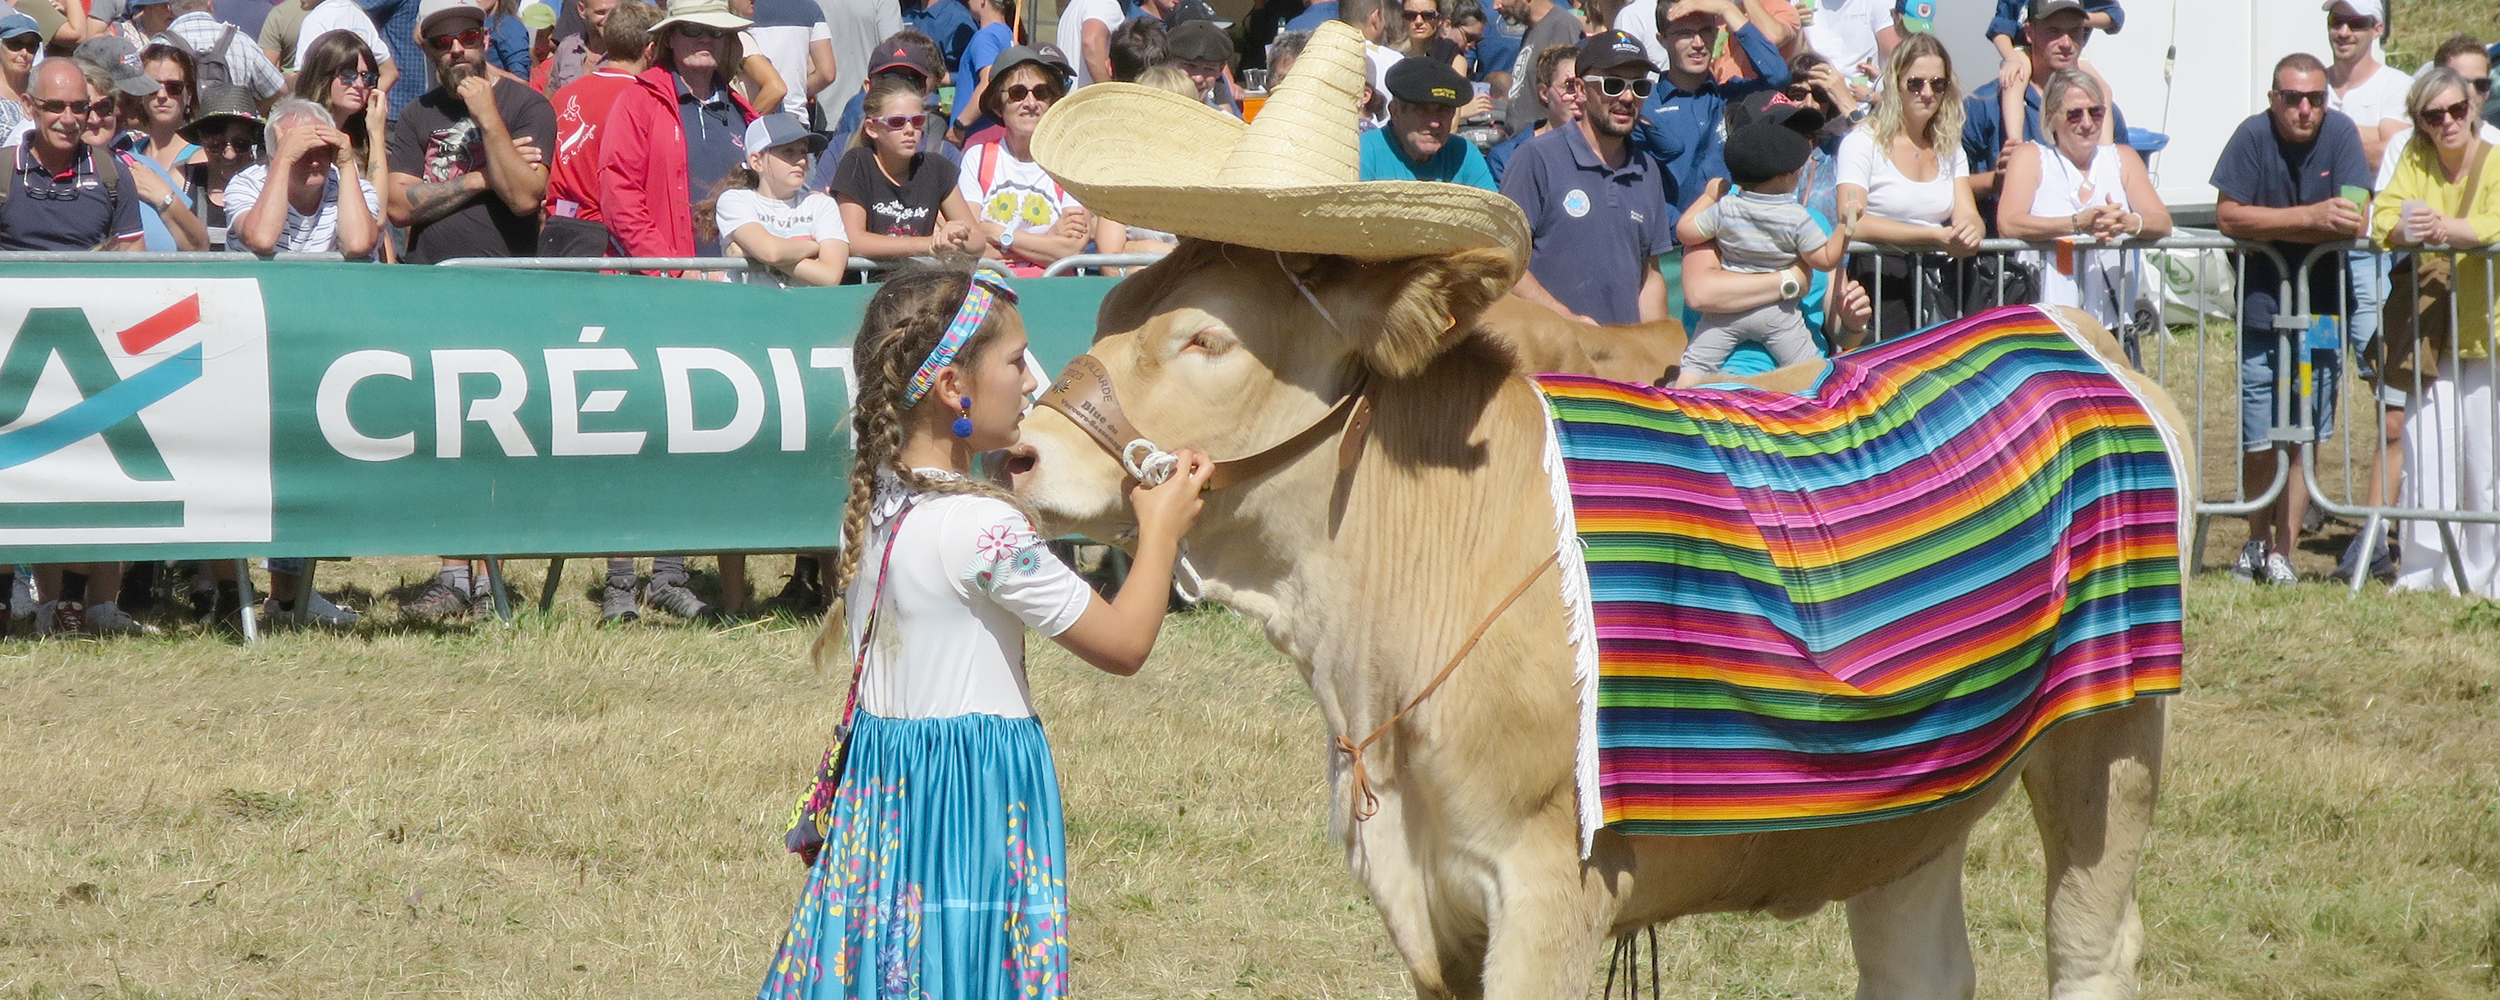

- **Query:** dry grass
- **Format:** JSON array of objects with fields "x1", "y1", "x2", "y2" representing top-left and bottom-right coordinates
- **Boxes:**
[
  {"x1": 2, "y1": 551, "x2": 2498, "y2": 999},
  {"x1": 2388, "y1": 0, "x2": 2500, "y2": 69}
]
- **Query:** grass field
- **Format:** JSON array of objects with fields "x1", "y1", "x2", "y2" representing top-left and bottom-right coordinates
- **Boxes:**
[{"x1": 2, "y1": 548, "x2": 2498, "y2": 999}]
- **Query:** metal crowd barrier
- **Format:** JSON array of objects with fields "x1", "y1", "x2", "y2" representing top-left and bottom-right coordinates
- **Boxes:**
[
  {"x1": 433, "y1": 255, "x2": 1020, "y2": 279},
  {"x1": 1040, "y1": 253, "x2": 1171, "y2": 277}
]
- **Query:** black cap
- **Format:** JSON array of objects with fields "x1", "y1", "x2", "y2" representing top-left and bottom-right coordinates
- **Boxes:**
[
  {"x1": 1723, "y1": 122, "x2": 1812, "y2": 185},
  {"x1": 1725, "y1": 89, "x2": 1826, "y2": 136},
  {"x1": 2026, "y1": 0, "x2": 2087, "y2": 20},
  {"x1": 868, "y1": 37, "x2": 939, "y2": 82},
  {"x1": 1166, "y1": 19, "x2": 1231, "y2": 63},
  {"x1": 1575, "y1": 30, "x2": 1655, "y2": 76},
  {"x1": 1167, "y1": 0, "x2": 1219, "y2": 24},
  {"x1": 1384, "y1": 54, "x2": 1469, "y2": 106}
]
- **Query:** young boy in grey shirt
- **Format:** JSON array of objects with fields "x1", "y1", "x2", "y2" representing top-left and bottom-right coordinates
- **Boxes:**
[{"x1": 1672, "y1": 120, "x2": 1853, "y2": 387}]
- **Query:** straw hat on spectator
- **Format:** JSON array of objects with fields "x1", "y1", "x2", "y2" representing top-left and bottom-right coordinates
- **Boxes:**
[{"x1": 1028, "y1": 21, "x2": 1527, "y2": 263}]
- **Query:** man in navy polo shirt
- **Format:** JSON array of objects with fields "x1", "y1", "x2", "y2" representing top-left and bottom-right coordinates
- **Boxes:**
[
  {"x1": 1629, "y1": 0, "x2": 1787, "y2": 215},
  {"x1": 1, "y1": 61, "x2": 144, "y2": 251},
  {"x1": 1963, "y1": 0, "x2": 2133, "y2": 219},
  {"x1": 1499, "y1": 30, "x2": 1672, "y2": 325}
]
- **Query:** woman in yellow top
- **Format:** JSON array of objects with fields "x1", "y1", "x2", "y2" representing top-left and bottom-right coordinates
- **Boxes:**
[{"x1": 2370, "y1": 65, "x2": 2500, "y2": 598}]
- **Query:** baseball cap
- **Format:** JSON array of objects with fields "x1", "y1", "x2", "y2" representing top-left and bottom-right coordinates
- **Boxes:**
[
  {"x1": 1725, "y1": 89, "x2": 1825, "y2": 136},
  {"x1": 1166, "y1": 18, "x2": 1231, "y2": 64},
  {"x1": 0, "y1": 11, "x2": 40, "y2": 39},
  {"x1": 1893, "y1": 0, "x2": 1933, "y2": 34},
  {"x1": 178, "y1": 83, "x2": 265, "y2": 143},
  {"x1": 1723, "y1": 122, "x2": 1811, "y2": 186},
  {"x1": 417, "y1": 0, "x2": 490, "y2": 37},
  {"x1": 73, "y1": 36, "x2": 161, "y2": 96},
  {"x1": 1384, "y1": 54, "x2": 1468, "y2": 107},
  {"x1": 868, "y1": 36, "x2": 940, "y2": 82},
  {"x1": 2025, "y1": 0, "x2": 2087, "y2": 21},
  {"x1": 1575, "y1": 29, "x2": 1654, "y2": 76},
  {"x1": 2321, "y1": 0, "x2": 2383, "y2": 22},
  {"x1": 743, "y1": 112, "x2": 829, "y2": 155}
]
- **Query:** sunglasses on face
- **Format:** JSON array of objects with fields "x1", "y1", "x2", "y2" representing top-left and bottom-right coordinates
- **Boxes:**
[
  {"x1": 1901, "y1": 75, "x2": 1945, "y2": 95},
  {"x1": 998, "y1": 83, "x2": 1060, "y2": 103},
  {"x1": 151, "y1": 78, "x2": 191, "y2": 99},
  {"x1": 872, "y1": 112, "x2": 928, "y2": 130},
  {"x1": 2326, "y1": 14, "x2": 2376, "y2": 32},
  {"x1": 4, "y1": 35, "x2": 39, "y2": 51},
  {"x1": 673, "y1": 24, "x2": 731, "y2": 39},
  {"x1": 30, "y1": 97, "x2": 108, "y2": 116},
  {"x1": 2421, "y1": 99, "x2": 2475, "y2": 127},
  {"x1": 2272, "y1": 88, "x2": 2327, "y2": 107},
  {"x1": 1581, "y1": 75, "x2": 1653, "y2": 99},
  {"x1": 1403, "y1": 8, "x2": 1440, "y2": 20},
  {"x1": 2063, "y1": 104, "x2": 2107, "y2": 125},
  {"x1": 2472, "y1": 78, "x2": 2494, "y2": 96},
  {"x1": 202, "y1": 135, "x2": 258, "y2": 152},
  {"x1": 425, "y1": 27, "x2": 486, "y2": 50},
  {"x1": 336, "y1": 67, "x2": 380, "y2": 86}
]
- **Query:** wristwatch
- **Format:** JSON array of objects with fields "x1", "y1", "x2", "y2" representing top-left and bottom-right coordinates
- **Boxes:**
[
  {"x1": 1779, "y1": 273, "x2": 1803, "y2": 301},
  {"x1": 998, "y1": 227, "x2": 1018, "y2": 249}
]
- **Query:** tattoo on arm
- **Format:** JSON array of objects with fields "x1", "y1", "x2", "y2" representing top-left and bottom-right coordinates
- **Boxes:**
[{"x1": 401, "y1": 179, "x2": 478, "y2": 225}]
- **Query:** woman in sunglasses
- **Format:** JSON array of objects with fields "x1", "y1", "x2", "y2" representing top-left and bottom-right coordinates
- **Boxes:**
[
  {"x1": 293, "y1": 30, "x2": 391, "y2": 211},
  {"x1": 1996, "y1": 66, "x2": 2170, "y2": 329},
  {"x1": 831, "y1": 75, "x2": 980, "y2": 262},
  {"x1": 175, "y1": 86, "x2": 262, "y2": 250},
  {"x1": 1395, "y1": 0, "x2": 1465, "y2": 77},
  {"x1": 121, "y1": 43, "x2": 212, "y2": 251},
  {"x1": 2372, "y1": 65, "x2": 2500, "y2": 598},
  {"x1": 0, "y1": 13, "x2": 41, "y2": 147},
  {"x1": 1835, "y1": 32, "x2": 1984, "y2": 339},
  {"x1": 956, "y1": 47, "x2": 1088, "y2": 276}
]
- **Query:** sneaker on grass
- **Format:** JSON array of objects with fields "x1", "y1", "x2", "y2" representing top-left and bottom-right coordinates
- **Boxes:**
[
  {"x1": 600, "y1": 576, "x2": 641, "y2": 625},
  {"x1": 2334, "y1": 530, "x2": 2399, "y2": 585},
  {"x1": 2230, "y1": 540, "x2": 2267, "y2": 584},
  {"x1": 643, "y1": 578, "x2": 721, "y2": 621},
  {"x1": 401, "y1": 580, "x2": 472, "y2": 620},
  {"x1": 2263, "y1": 551, "x2": 2299, "y2": 587},
  {"x1": 36, "y1": 600, "x2": 89, "y2": 638},
  {"x1": 85, "y1": 600, "x2": 159, "y2": 637}
]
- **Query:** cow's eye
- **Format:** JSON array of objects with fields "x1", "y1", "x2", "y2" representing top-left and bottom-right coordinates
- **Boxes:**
[{"x1": 1184, "y1": 329, "x2": 1235, "y2": 356}]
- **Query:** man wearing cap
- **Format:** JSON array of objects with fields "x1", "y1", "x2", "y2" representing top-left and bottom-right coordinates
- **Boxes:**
[
  {"x1": 899, "y1": 0, "x2": 971, "y2": 69},
  {"x1": 1361, "y1": 54, "x2": 1493, "y2": 189},
  {"x1": 384, "y1": 0, "x2": 553, "y2": 263},
  {"x1": 1631, "y1": 0, "x2": 1787, "y2": 215},
  {"x1": 157, "y1": 0, "x2": 286, "y2": 101},
  {"x1": 2322, "y1": 0, "x2": 2406, "y2": 174},
  {"x1": 1166, "y1": 18, "x2": 1235, "y2": 114},
  {"x1": 1962, "y1": 0, "x2": 2133, "y2": 210},
  {"x1": 296, "y1": 0, "x2": 399, "y2": 108},
  {"x1": 1500, "y1": 29, "x2": 1673, "y2": 325},
  {"x1": 1, "y1": 59, "x2": 143, "y2": 249},
  {"x1": 541, "y1": 0, "x2": 653, "y2": 253},
  {"x1": 0, "y1": 12, "x2": 39, "y2": 144}
]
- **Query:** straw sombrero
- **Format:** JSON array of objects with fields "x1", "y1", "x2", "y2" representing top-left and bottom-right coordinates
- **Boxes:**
[{"x1": 1029, "y1": 21, "x2": 1529, "y2": 263}]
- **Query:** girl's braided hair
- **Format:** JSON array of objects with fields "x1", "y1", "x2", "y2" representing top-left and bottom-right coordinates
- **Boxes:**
[{"x1": 810, "y1": 268, "x2": 1033, "y2": 670}]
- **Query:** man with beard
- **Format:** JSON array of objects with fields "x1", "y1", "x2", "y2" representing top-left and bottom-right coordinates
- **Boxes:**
[
  {"x1": 1360, "y1": 54, "x2": 1493, "y2": 188},
  {"x1": 1499, "y1": 30, "x2": 1671, "y2": 325},
  {"x1": 385, "y1": 0, "x2": 553, "y2": 265}
]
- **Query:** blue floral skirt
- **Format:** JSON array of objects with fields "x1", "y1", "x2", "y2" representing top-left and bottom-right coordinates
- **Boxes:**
[{"x1": 758, "y1": 711, "x2": 1070, "y2": 1000}]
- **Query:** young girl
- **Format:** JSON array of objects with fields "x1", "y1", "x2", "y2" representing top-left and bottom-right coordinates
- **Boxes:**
[
  {"x1": 759, "y1": 270, "x2": 1211, "y2": 999},
  {"x1": 704, "y1": 112, "x2": 852, "y2": 287},
  {"x1": 831, "y1": 76, "x2": 981, "y2": 261}
]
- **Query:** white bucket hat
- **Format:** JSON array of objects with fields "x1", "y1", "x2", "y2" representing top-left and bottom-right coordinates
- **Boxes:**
[
  {"x1": 1028, "y1": 21, "x2": 1529, "y2": 264},
  {"x1": 653, "y1": 0, "x2": 752, "y2": 34}
]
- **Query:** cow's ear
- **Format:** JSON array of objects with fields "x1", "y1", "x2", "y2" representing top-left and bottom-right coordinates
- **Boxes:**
[{"x1": 1358, "y1": 247, "x2": 1520, "y2": 377}]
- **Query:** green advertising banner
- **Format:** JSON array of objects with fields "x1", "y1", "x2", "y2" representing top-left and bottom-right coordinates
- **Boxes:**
[{"x1": 0, "y1": 263, "x2": 1117, "y2": 563}]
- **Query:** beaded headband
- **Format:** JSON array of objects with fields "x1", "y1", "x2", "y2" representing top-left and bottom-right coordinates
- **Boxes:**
[{"x1": 901, "y1": 272, "x2": 1018, "y2": 408}]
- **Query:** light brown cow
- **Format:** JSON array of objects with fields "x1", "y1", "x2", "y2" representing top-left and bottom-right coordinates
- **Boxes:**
[{"x1": 1009, "y1": 239, "x2": 2182, "y2": 999}]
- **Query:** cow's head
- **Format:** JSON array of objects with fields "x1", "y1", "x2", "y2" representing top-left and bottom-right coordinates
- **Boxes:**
[{"x1": 1009, "y1": 239, "x2": 1517, "y2": 541}]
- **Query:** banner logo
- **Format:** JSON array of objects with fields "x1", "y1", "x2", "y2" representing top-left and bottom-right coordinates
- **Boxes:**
[{"x1": 0, "y1": 279, "x2": 272, "y2": 544}]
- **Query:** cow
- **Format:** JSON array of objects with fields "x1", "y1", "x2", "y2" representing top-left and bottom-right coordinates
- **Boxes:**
[{"x1": 1006, "y1": 238, "x2": 2187, "y2": 999}]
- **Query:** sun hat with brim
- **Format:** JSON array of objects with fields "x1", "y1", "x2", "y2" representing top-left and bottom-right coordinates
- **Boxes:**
[
  {"x1": 178, "y1": 83, "x2": 265, "y2": 142},
  {"x1": 1029, "y1": 20, "x2": 1527, "y2": 264},
  {"x1": 653, "y1": 0, "x2": 751, "y2": 33}
]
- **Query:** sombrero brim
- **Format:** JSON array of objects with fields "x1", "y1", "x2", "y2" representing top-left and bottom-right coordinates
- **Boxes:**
[{"x1": 1033, "y1": 82, "x2": 1529, "y2": 263}]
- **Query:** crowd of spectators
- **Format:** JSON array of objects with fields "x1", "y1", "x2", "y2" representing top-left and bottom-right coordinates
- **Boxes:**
[{"x1": 5, "y1": 0, "x2": 2500, "y2": 634}]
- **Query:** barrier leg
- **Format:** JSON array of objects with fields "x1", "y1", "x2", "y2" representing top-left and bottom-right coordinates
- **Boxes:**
[
  {"x1": 2349, "y1": 512, "x2": 2384, "y2": 597},
  {"x1": 297, "y1": 559, "x2": 318, "y2": 618},
  {"x1": 2190, "y1": 513, "x2": 2212, "y2": 572},
  {"x1": 539, "y1": 557, "x2": 565, "y2": 614},
  {"x1": 234, "y1": 558, "x2": 259, "y2": 643},
  {"x1": 2436, "y1": 521, "x2": 2469, "y2": 596},
  {"x1": 485, "y1": 558, "x2": 513, "y2": 623}
]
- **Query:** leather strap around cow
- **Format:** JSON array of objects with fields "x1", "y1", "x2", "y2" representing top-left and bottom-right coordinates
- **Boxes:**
[
  {"x1": 1335, "y1": 551, "x2": 1561, "y2": 823},
  {"x1": 1038, "y1": 353, "x2": 1373, "y2": 491}
]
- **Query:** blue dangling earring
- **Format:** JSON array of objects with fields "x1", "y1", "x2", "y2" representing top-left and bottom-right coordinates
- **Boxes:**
[{"x1": 952, "y1": 398, "x2": 974, "y2": 438}]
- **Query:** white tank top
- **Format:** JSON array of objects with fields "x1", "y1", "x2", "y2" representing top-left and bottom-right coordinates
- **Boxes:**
[{"x1": 2025, "y1": 141, "x2": 2136, "y2": 328}]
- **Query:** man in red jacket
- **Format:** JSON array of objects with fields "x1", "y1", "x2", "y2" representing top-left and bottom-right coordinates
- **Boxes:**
[
  {"x1": 597, "y1": 0, "x2": 757, "y2": 264},
  {"x1": 540, "y1": 0, "x2": 658, "y2": 253}
]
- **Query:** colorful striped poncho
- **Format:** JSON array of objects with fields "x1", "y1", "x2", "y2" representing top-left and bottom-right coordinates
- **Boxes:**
[{"x1": 1535, "y1": 305, "x2": 2184, "y2": 845}]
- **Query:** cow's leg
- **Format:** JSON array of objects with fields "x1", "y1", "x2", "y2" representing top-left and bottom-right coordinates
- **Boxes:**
[
  {"x1": 1339, "y1": 780, "x2": 1469, "y2": 999},
  {"x1": 1844, "y1": 838, "x2": 1977, "y2": 1000},
  {"x1": 1476, "y1": 808, "x2": 1609, "y2": 1000},
  {"x1": 2022, "y1": 696, "x2": 2167, "y2": 1000}
]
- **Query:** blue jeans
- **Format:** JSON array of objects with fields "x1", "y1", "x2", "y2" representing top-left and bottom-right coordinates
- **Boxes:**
[{"x1": 2240, "y1": 324, "x2": 2339, "y2": 453}]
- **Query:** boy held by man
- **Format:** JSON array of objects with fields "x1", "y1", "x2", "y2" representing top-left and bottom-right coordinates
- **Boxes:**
[{"x1": 1672, "y1": 119, "x2": 1853, "y2": 387}]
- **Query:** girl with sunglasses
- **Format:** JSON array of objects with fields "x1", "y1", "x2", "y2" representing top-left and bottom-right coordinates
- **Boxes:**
[
  {"x1": 831, "y1": 75, "x2": 980, "y2": 261},
  {"x1": 119, "y1": 43, "x2": 212, "y2": 251},
  {"x1": 956, "y1": 50, "x2": 1087, "y2": 275},
  {"x1": 1836, "y1": 32, "x2": 1983, "y2": 339},
  {"x1": 2371, "y1": 65, "x2": 2500, "y2": 598},
  {"x1": 293, "y1": 29, "x2": 392, "y2": 221},
  {"x1": 1996, "y1": 66, "x2": 2170, "y2": 330}
]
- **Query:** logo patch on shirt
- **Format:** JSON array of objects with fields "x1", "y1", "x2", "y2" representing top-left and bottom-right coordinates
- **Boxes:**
[{"x1": 1564, "y1": 189, "x2": 1591, "y2": 218}]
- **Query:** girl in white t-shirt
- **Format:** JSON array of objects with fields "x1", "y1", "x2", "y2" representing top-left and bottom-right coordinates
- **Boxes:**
[
  {"x1": 759, "y1": 270, "x2": 1212, "y2": 1000},
  {"x1": 1836, "y1": 34, "x2": 1985, "y2": 339},
  {"x1": 703, "y1": 113, "x2": 852, "y2": 287}
]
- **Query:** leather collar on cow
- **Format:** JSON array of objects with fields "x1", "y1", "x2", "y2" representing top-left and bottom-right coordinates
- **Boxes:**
[{"x1": 1036, "y1": 353, "x2": 1374, "y2": 492}]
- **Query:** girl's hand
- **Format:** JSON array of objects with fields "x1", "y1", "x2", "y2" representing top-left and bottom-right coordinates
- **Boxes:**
[{"x1": 1128, "y1": 448, "x2": 1213, "y2": 544}]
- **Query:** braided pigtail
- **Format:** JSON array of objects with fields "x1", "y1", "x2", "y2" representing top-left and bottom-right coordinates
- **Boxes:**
[{"x1": 806, "y1": 267, "x2": 1033, "y2": 672}]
